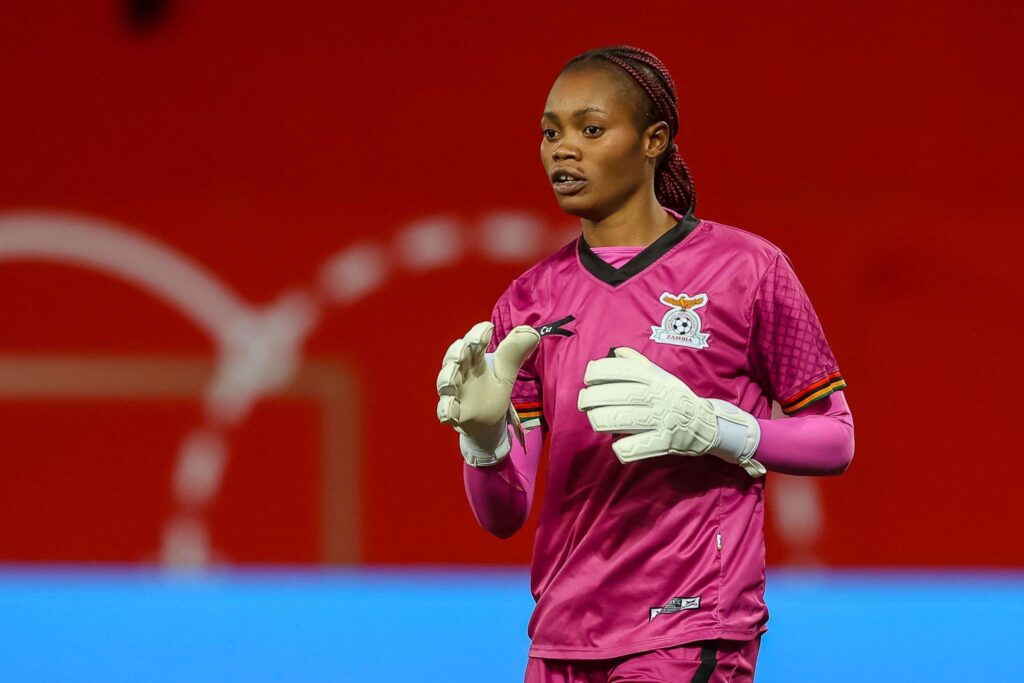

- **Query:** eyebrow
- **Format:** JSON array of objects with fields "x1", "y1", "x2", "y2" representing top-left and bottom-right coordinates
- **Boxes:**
[{"x1": 542, "y1": 106, "x2": 610, "y2": 121}]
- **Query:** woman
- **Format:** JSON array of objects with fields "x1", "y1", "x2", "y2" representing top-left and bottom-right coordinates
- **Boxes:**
[{"x1": 435, "y1": 46, "x2": 854, "y2": 683}]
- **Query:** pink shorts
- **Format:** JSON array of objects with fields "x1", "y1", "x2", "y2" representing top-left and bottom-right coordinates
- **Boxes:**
[{"x1": 524, "y1": 638, "x2": 761, "y2": 683}]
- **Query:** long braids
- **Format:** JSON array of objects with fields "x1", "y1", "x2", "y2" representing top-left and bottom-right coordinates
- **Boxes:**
[{"x1": 564, "y1": 46, "x2": 697, "y2": 214}]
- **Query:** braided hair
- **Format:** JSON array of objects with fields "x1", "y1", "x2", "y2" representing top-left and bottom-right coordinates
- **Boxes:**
[{"x1": 563, "y1": 46, "x2": 696, "y2": 214}]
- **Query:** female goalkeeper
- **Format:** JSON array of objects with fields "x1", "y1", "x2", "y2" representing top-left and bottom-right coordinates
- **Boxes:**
[{"x1": 435, "y1": 46, "x2": 854, "y2": 683}]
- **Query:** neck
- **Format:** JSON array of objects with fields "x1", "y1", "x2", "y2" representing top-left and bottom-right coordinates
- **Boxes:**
[{"x1": 579, "y1": 190, "x2": 676, "y2": 247}]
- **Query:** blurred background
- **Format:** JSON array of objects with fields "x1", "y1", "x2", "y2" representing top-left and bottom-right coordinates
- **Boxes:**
[{"x1": 1, "y1": 1, "x2": 1021, "y2": 680}]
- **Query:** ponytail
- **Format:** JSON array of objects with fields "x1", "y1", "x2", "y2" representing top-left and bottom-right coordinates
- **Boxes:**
[{"x1": 656, "y1": 144, "x2": 697, "y2": 215}]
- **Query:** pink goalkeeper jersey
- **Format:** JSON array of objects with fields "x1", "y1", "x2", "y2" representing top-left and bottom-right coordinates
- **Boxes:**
[{"x1": 486, "y1": 208, "x2": 845, "y2": 659}]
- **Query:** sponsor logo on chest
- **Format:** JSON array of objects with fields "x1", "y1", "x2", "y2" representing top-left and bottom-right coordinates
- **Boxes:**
[{"x1": 650, "y1": 291, "x2": 710, "y2": 349}]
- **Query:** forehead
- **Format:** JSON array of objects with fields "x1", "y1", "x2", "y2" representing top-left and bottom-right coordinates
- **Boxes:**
[{"x1": 543, "y1": 64, "x2": 639, "y2": 118}]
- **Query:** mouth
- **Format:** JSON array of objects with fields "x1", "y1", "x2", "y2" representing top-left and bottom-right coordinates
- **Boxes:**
[{"x1": 551, "y1": 168, "x2": 588, "y2": 196}]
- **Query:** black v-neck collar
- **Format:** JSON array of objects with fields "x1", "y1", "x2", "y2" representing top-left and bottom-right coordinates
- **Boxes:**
[{"x1": 578, "y1": 208, "x2": 701, "y2": 286}]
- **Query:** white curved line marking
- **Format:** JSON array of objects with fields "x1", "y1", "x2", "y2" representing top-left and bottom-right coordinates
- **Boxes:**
[{"x1": 0, "y1": 211, "x2": 253, "y2": 343}]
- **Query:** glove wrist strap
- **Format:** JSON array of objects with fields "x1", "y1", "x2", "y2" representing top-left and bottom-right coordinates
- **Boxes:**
[
  {"x1": 460, "y1": 420, "x2": 511, "y2": 467},
  {"x1": 706, "y1": 399, "x2": 766, "y2": 477}
]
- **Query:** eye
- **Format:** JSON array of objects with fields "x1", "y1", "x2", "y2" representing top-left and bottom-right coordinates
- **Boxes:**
[
  {"x1": 542, "y1": 129, "x2": 559, "y2": 141},
  {"x1": 583, "y1": 125, "x2": 603, "y2": 137}
]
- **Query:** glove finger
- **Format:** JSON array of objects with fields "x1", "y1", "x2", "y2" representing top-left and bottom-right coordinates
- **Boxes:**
[
  {"x1": 435, "y1": 360, "x2": 463, "y2": 397},
  {"x1": 493, "y1": 325, "x2": 541, "y2": 385},
  {"x1": 442, "y1": 338, "x2": 467, "y2": 367},
  {"x1": 611, "y1": 431, "x2": 675, "y2": 463},
  {"x1": 583, "y1": 357, "x2": 652, "y2": 387},
  {"x1": 463, "y1": 321, "x2": 494, "y2": 365},
  {"x1": 436, "y1": 395, "x2": 461, "y2": 427},
  {"x1": 611, "y1": 347, "x2": 651, "y2": 364},
  {"x1": 585, "y1": 405, "x2": 658, "y2": 434},
  {"x1": 459, "y1": 333, "x2": 476, "y2": 368},
  {"x1": 577, "y1": 382, "x2": 653, "y2": 411},
  {"x1": 615, "y1": 346, "x2": 697, "y2": 392}
]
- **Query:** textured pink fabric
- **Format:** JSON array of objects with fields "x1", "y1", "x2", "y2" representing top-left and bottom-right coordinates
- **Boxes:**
[
  {"x1": 755, "y1": 392, "x2": 854, "y2": 475},
  {"x1": 524, "y1": 637, "x2": 761, "y2": 683},
  {"x1": 590, "y1": 246, "x2": 644, "y2": 269},
  {"x1": 748, "y1": 254, "x2": 840, "y2": 404},
  {"x1": 472, "y1": 215, "x2": 846, "y2": 659}
]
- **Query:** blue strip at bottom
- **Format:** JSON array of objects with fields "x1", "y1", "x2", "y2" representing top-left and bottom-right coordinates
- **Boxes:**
[{"x1": 0, "y1": 567, "x2": 1020, "y2": 682}]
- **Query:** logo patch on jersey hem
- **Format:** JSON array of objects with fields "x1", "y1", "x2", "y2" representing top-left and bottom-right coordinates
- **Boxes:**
[
  {"x1": 649, "y1": 596, "x2": 701, "y2": 621},
  {"x1": 650, "y1": 292, "x2": 709, "y2": 349}
]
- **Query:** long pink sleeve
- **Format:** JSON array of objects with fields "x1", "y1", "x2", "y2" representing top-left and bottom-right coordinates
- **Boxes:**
[
  {"x1": 462, "y1": 427, "x2": 544, "y2": 538},
  {"x1": 755, "y1": 392, "x2": 854, "y2": 476}
]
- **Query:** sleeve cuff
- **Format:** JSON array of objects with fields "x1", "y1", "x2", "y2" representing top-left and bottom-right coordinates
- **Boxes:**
[
  {"x1": 513, "y1": 401, "x2": 544, "y2": 430},
  {"x1": 779, "y1": 371, "x2": 846, "y2": 415}
]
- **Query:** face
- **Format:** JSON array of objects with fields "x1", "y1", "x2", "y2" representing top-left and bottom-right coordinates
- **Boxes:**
[{"x1": 540, "y1": 65, "x2": 667, "y2": 221}]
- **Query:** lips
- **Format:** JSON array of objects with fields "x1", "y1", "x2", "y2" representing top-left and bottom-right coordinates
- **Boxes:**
[{"x1": 551, "y1": 168, "x2": 588, "y2": 196}]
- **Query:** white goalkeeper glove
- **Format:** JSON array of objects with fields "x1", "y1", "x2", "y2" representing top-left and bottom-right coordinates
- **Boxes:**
[
  {"x1": 436, "y1": 321, "x2": 541, "y2": 467},
  {"x1": 577, "y1": 347, "x2": 766, "y2": 477}
]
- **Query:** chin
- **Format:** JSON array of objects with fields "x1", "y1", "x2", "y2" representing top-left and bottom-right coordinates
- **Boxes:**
[{"x1": 553, "y1": 192, "x2": 601, "y2": 220}]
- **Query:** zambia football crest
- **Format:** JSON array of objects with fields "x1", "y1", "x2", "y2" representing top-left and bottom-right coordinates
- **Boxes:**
[{"x1": 650, "y1": 291, "x2": 710, "y2": 349}]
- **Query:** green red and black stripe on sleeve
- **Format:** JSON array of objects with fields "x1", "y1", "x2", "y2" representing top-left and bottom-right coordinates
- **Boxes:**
[
  {"x1": 779, "y1": 371, "x2": 846, "y2": 414},
  {"x1": 514, "y1": 401, "x2": 544, "y2": 428}
]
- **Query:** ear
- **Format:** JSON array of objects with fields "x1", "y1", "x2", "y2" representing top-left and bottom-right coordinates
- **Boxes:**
[{"x1": 642, "y1": 121, "x2": 671, "y2": 161}]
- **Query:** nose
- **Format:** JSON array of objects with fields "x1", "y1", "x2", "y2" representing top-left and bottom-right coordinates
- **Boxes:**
[{"x1": 552, "y1": 140, "x2": 580, "y2": 162}]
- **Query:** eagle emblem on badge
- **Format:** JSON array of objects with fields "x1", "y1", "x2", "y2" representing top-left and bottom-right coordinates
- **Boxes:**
[{"x1": 650, "y1": 291, "x2": 710, "y2": 349}]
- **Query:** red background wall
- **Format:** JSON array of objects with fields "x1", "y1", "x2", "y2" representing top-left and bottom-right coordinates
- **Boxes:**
[{"x1": 1, "y1": 1, "x2": 1021, "y2": 567}]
